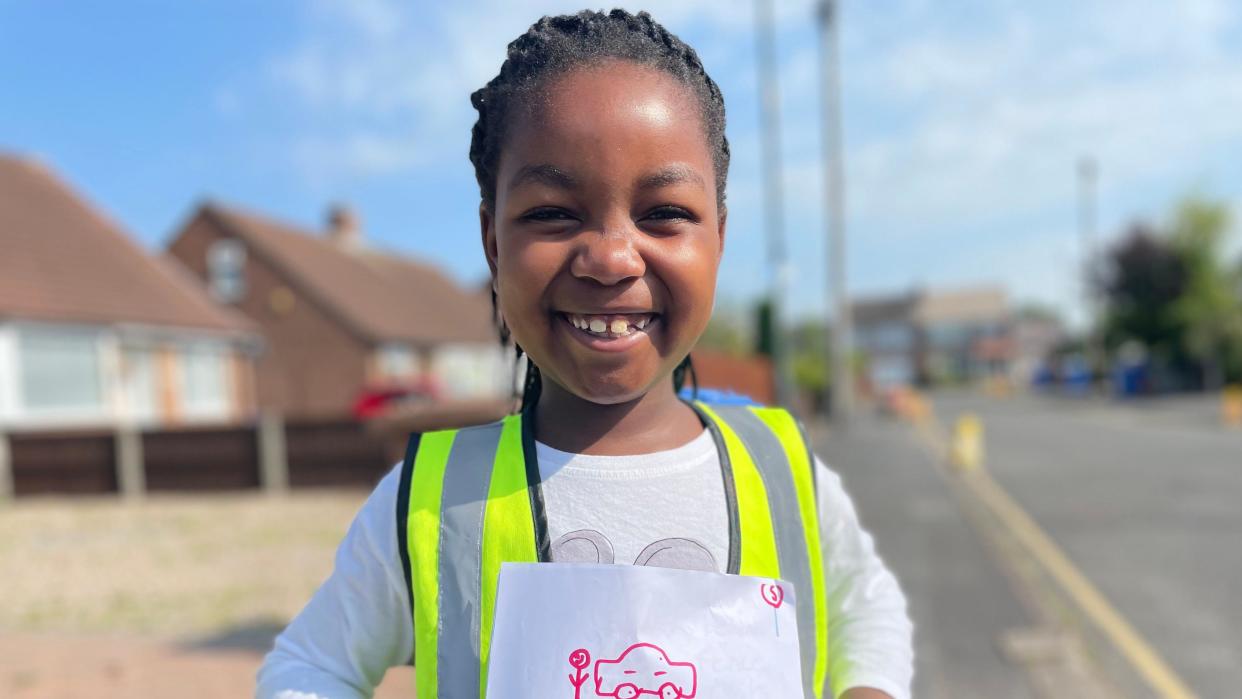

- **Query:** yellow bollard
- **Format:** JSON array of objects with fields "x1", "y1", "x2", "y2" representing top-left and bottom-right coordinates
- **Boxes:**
[
  {"x1": 951, "y1": 413, "x2": 984, "y2": 471},
  {"x1": 1223, "y1": 385, "x2": 1242, "y2": 429}
]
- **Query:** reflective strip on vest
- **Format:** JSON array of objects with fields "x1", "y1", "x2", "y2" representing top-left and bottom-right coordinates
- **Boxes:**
[
  {"x1": 436, "y1": 421, "x2": 504, "y2": 699},
  {"x1": 403, "y1": 405, "x2": 827, "y2": 698},
  {"x1": 702, "y1": 404, "x2": 828, "y2": 698},
  {"x1": 477, "y1": 414, "x2": 538, "y2": 697},
  {"x1": 692, "y1": 402, "x2": 780, "y2": 578},
  {"x1": 751, "y1": 406, "x2": 830, "y2": 698}
]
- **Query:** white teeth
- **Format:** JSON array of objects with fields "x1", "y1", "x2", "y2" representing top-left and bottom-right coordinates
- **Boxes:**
[{"x1": 568, "y1": 314, "x2": 654, "y2": 336}]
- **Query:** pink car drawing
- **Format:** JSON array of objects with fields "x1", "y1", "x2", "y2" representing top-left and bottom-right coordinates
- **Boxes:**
[{"x1": 593, "y1": 643, "x2": 698, "y2": 699}]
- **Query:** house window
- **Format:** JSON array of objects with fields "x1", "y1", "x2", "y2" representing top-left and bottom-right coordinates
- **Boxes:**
[
  {"x1": 377, "y1": 344, "x2": 417, "y2": 380},
  {"x1": 120, "y1": 346, "x2": 158, "y2": 422},
  {"x1": 180, "y1": 346, "x2": 229, "y2": 418},
  {"x1": 208, "y1": 239, "x2": 247, "y2": 303},
  {"x1": 17, "y1": 328, "x2": 103, "y2": 411}
]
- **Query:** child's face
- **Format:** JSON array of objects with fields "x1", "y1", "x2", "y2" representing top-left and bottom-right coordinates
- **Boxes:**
[{"x1": 482, "y1": 61, "x2": 724, "y2": 405}]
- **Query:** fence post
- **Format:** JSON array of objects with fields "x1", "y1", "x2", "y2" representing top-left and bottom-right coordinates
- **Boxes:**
[
  {"x1": 0, "y1": 432, "x2": 13, "y2": 503},
  {"x1": 115, "y1": 425, "x2": 145, "y2": 499},
  {"x1": 259, "y1": 411, "x2": 289, "y2": 494}
]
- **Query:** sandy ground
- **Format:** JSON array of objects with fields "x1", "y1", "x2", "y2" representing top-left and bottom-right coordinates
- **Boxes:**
[{"x1": 0, "y1": 491, "x2": 411, "y2": 698}]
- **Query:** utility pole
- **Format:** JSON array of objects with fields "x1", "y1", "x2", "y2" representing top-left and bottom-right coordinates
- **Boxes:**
[
  {"x1": 754, "y1": 0, "x2": 793, "y2": 409},
  {"x1": 1078, "y1": 156, "x2": 1100, "y2": 384},
  {"x1": 819, "y1": 0, "x2": 852, "y2": 421}
]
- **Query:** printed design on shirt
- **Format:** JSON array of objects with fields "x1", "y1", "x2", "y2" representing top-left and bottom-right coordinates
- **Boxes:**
[
  {"x1": 551, "y1": 531, "x2": 718, "y2": 573},
  {"x1": 632, "y1": 538, "x2": 717, "y2": 572},
  {"x1": 567, "y1": 643, "x2": 699, "y2": 699},
  {"x1": 552, "y1": 529, "x2": 616, "y2": 564}
]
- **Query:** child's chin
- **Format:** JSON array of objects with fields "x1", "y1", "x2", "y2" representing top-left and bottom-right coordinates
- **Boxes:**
[{"x1": 568, "y1": 374, "x2": 663, "y2": 406}]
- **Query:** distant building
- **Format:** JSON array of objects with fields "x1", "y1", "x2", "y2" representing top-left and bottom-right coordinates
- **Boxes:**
[
  {"x1": 915, "y1": 286, "x2": 1010, "y2": 383},
  {"x1": 852, "y1": 292, "x2": 921, "y2": 389},
  {"x1": 852, "y1": 285, "x2": 1015, "y2": 388},
  {"x1": 167, "y1": 203, "x2": 509, "y2": 418},
  {"x1": 0, "y1": 155, "x2": 260, "y2": 430}
]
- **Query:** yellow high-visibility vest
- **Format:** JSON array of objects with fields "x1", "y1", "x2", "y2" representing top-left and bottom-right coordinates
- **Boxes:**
[{"x1": 399, "y1": 401, "x2": 831, "y2": 698}]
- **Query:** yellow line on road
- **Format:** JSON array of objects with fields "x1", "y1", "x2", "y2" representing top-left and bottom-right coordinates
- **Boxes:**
[{"x1": 916, "y1": 410, "x2": 1199, "y2": 699}]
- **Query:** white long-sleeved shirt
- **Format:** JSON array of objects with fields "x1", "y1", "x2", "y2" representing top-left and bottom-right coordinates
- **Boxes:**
[{"x1": 257, "y1": 429, "x2": 912, "y2": 699}]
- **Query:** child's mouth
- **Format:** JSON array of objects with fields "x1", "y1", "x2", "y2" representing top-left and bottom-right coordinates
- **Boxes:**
[{"x1": 558, "y1": 312, "x2": 659, "y2": 349}]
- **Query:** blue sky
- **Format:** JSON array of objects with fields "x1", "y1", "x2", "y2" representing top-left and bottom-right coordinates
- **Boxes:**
[{"x1": 4, "y1": 0, "x2": 1241, "y2": 325}]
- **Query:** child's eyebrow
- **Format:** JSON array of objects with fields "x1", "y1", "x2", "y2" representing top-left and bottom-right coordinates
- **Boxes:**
[
  {"x1": 637, "y1": 164, "x2": 706, "y2": 191},
  {"x1": 509, "y1": 163, "x2": 577, "y2": 191}
]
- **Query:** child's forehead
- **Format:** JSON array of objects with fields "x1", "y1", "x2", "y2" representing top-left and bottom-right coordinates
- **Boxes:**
[
  {"x1": 523, "y1": 61, "x2": 700, "y2": 121},
  {"x1": 507, "y1": 64, "x2": 709, "y2": 154}
]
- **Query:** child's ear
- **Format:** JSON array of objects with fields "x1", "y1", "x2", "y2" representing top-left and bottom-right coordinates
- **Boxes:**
[
  {"x1": 480, "y1": 202, "x2": 499, "y2": 281},
  {"x1": 716, "y1": 210, "x2": 728, "y2": 258}
]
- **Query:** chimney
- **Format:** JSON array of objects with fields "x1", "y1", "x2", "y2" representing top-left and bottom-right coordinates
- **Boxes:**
[{"x1": 326, "y1": 204, "x2": 362, "y2": 250}]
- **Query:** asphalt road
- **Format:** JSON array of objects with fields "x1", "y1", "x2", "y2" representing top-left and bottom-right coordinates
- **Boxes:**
[
  {"x1": 813, "y1": 412, "x2": 1038, "y2": 699},
  {"x1": 930, "y1": 391, "x2": 1242, "y2": 698}
]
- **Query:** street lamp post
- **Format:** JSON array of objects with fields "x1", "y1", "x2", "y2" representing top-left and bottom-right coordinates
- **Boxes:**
[
  {"x1": 1078, "y1": 156, "x2": 1100, "y2": 385},
  {"x1": 754, "y1": 0, "x2": 793, "y2": 409},
  {"x1": 819, "y1": 0, "x2": 852, "y2": 422}
]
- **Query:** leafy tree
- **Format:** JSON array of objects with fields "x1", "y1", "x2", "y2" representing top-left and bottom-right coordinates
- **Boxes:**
[
  {"x1": 1168, "y1": 199, "x2": 1242, "y2": 385},
  {"x1": 1095, "y1": 197, "x2": 1242, "y2": 386},
  {"x1": 754, "y1": 297, "x2": 776, "y2": 357},
  {"x1": 789, "y1": 318, "x2": 831, "y2": 413},
  {"x1": 1095, "y1": 223, "x2": 1188, "y2": 362}
]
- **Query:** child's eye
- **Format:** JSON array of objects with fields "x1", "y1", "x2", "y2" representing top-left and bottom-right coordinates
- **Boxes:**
[
  {"x1": 643, "y1": 206, "x2": 697, "y2": 223},
  {"x1": 520, "y1": 207, "x2": 577, "y2": 223}
]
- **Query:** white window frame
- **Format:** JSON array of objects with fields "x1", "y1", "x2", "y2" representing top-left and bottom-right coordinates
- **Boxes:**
[
  {"x1": 176, "y1": 342, "x2": 232, "y2": 422},
  {"x1": 0, "y1": 323, "x2": 19, "y2": 427},
  {"x1": 376, "y1": 343, "x2": 418, "y2": 381},
  {"x1": 8, "y1": 321, "x2": 112, "y2": 429},
  {"x1": 207, "y1": 238, "x2": 247, "y2": 303},
  {"x1": 429, "y1": 342, "x2": 510, "y2": 399}
]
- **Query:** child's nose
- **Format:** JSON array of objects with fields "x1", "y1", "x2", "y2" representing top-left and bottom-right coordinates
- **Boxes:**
[{"x1": 569, "y1": 225, "x2": 646, "y2": 286}]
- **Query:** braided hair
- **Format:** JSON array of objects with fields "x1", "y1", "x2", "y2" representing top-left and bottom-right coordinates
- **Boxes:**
[{"x1": 474, "y1": 9, "x2": 722, "y2": 411}]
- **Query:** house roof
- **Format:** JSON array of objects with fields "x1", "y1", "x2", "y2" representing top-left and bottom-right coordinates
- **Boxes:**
[
  {"x1": 197, "y1": 203, "x2": 496, "y2": 346},
  {"x1": 0, "y1": 154, "x2": 255, "y2": 336},
  {"x1": 915, "y1": 286, "x2": 1008, "y2": 325},
  {"x1": 851, "y1": 292, "x2": 919, "y2": 326}
]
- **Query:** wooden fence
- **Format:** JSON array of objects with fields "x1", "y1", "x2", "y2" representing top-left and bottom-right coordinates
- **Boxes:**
[{"x1": 0, "y1": 415, "x2": 397, "y2": 498}]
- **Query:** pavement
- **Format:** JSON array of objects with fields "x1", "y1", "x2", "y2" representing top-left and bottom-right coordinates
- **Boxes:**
[
  {"x1": 812, "y1": 410, "x2": 1040, "y2": 699},
  {"x1": 929, "y1": 391, "x2": 1241, "y2": 699}
]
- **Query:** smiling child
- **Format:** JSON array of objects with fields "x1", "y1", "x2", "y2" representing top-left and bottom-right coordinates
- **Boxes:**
[{"x1": 258, "y1": 10, "x2": 912, "y2": 699}]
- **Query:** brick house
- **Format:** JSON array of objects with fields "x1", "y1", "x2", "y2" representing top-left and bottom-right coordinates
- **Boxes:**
[
  {"x1": 167, "y1": 203, "x2": 509, "y2": 419},
  {"x1": 0, "y1": 154, "x2": 259, "y2": 430}
]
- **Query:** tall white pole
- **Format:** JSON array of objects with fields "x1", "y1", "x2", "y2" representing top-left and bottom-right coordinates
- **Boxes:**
[
  {"x1": 1078, "y1": 156, "x2": 1099, "y2": 383},
  {"x1": 755, "y1": 0, "x2": 793, "y2": 408},
  {"x1": 819, "y1": 0, "x2": 852, "y2": 421}
]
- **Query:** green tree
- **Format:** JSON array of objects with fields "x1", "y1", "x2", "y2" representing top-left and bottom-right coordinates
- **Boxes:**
[
  {"x1": 1095, "y1": 196, "x2": 1242, "y2": 387},
  {"x1": 789, "y1": 318, "x2": 831, "y2": 413},
  {"x1": 1095, "y1": 223, "x2": 1187, "y2": 362},
  {"x1": 1168, "y1": 198, "x2": 1242, "y2": 386},
  {"x1": 754, "y1": 297, "x2": 776, "y2": 357}
]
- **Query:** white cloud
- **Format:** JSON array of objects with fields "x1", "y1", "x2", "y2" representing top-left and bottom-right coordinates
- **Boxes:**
[{"x1": 226, "y1": 0, "x2": 1242, "y2": 318}]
